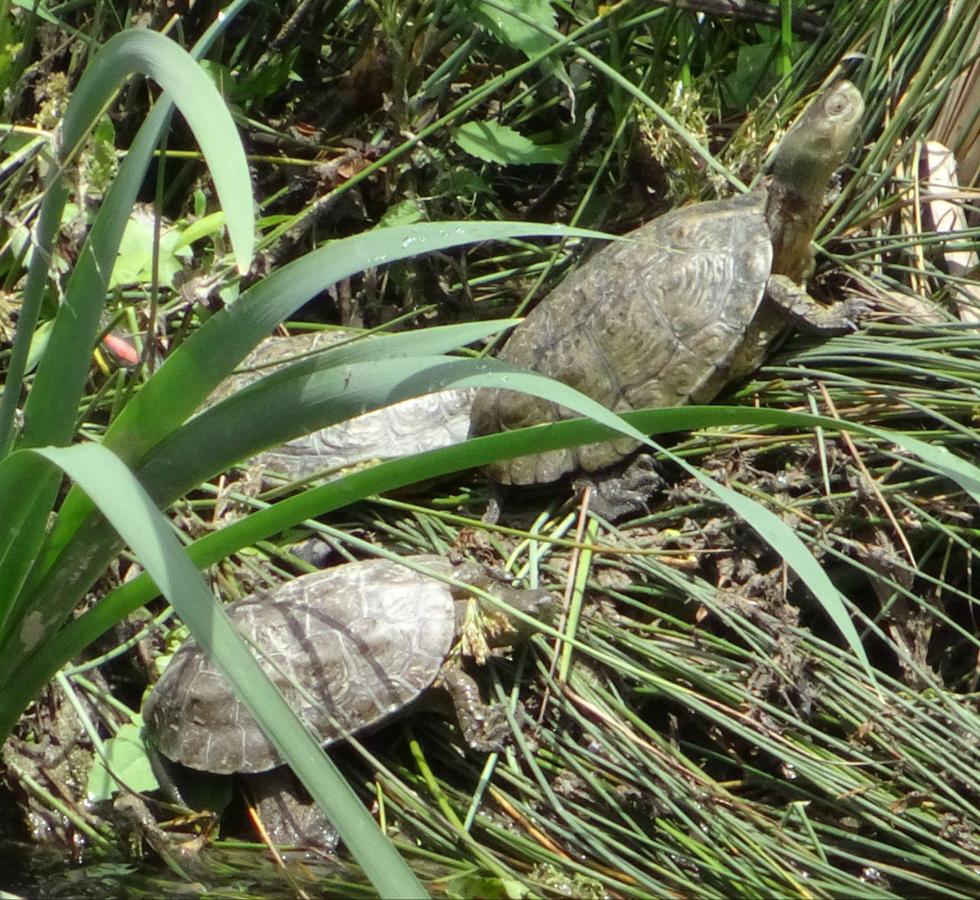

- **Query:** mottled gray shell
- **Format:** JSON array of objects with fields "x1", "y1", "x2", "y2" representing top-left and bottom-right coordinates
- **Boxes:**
[
  {"x1": 142, "y1": 556, "x2": 460, "y2": 775},
  {"x1": 256, "y1": 387, "x2": 474, "y2": 481},
  {"x1": 209, "y1": 332, "x2": 473, "y2": 482},
  {"x1": 469, "y1": 188, "x2": 774, "y2": 486}
]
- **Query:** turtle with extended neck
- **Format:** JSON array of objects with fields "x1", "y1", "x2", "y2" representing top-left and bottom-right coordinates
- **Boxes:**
[{"x1": 469, "y1": 79, "x2": 867, "y2": 518}]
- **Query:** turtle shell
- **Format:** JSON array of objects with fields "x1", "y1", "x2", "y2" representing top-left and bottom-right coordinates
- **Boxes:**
[
  {"x1": 469, "y1": 188, "x2": 774, "y2": 486},
  {"x1": 257, "y1": 386, "x2": 475, "y2": 481},
  {"x1": 142, "y1": 556, "x2": 459, "y2": 774},
  {"x1": 208, "y1": 332, "x2": 474, "y2": 482}
]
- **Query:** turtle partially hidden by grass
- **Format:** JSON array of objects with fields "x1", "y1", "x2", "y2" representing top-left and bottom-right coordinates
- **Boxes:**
[
  {"x1": 469, "y1": 79, "x2": 867, "y2": 518},
  {"x1": 141, "y1": 555, "x2": 554, "y2": 848},
  {"x1": 205, "y1": 331, "x2": 476, "y2": 486}
]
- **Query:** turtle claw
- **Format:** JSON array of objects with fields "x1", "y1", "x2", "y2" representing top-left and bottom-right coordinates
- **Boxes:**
[
  {"x1": 575, "y1": 452, "x2": 665, "y2": 521},
  {"x1": 766, "y1": 275, "x2": 870, "y2": 335},
  {"x1": 840, "y1": 297, "x2": 874, "y2": 328}
]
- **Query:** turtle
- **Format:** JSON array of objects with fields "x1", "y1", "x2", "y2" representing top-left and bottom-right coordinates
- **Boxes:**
[
  {"x1": 207, "y1": 331, "x2": 474, "y2": 485},
  {"x1": 469, "y1": 79, "x2": 868, "y2": 516},
  {"x1": 209, "y1": 332, "x2": 476, "y2": 483},
  {"x1": 141, "y1": 555, "x2": 554, "y2": 846}
]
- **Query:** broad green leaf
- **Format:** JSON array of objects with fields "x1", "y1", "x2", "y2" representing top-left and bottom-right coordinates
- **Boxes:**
[
  {"x1": 87, "y1": 722, "x2": 159, "y2": 801},
  {"x1": 1, "y1": 26, "x2": 261, "y2": 683},
  {"x1": 45, "y1": 398, "x2": 953, "y2": 694},
  {"x1": 467, "y1": 0, "x2": 572, "y2": 92},
  {"x1": 378, "y1": 198, "x2": 426, "y2": 227},
  {"x1": 110, "y1": 209, "x2": 192, "y2": 289},
  {"x1": 469, "y1": 0, "x2": 557, "y2": 57},
  {"x1": 11, "y1": 0, "x2": 58, "y2": 25},
  {"x1": 144, "y1": 356, "x2": 651, "y2": 495},
  {"x1": 0, "y1": 450, "x2": 59, "y2": 646},
  {"x1": 26, "y1": 443, "x2": 426, "y2": 899},
  {"x1": 455, "y1": 121, "x2": 571, "y2": 165}
]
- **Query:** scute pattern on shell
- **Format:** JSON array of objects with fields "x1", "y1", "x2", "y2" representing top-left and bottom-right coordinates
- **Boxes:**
[
  {"x1": 469, "y1": 189, "x2": 773, "y2": 486},
  {"x1": 143, "y1": 556, "x2": 459, "y2": 775},
  {"x1": 258, "y1": 387, "x2": 475, "y2": 480},
  {"x1": 208, "y1": 331, "x2": 473, "y2": 482}
]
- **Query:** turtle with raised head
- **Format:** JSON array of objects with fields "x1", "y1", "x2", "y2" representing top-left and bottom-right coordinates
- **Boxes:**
[{"x1": 469, "y1": 79, "x2": 867, "y2": 516}]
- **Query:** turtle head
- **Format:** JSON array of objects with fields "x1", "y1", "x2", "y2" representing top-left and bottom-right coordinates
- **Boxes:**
[
  {"x1": 473, "y1": 585, "x2": 558, "y2": 648},
  {"x1": 770, "y1": 79, "x2": 864, "y2": 206},
  {"x1": 766, "y1": 80, "x2": 865, "y2": 280}
]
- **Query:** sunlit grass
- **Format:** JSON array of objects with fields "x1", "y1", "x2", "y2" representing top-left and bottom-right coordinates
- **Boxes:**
[{"x1": 2, "y1": 0, "x2": 979, "y2": 896}]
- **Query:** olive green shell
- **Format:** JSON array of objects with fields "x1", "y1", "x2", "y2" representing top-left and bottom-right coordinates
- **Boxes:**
[
  {"x1": 469, "y1": 188, "x2": 774, "y2": 485},
  {"x1": 142, "y1": 556, "x2": 461, "y2": 775}
]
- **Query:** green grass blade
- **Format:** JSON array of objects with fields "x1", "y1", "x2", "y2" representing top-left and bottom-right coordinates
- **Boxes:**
[
  {"x1": 1, "y1": 4, "x2": 250, "y2": 455},
  {"x1": 100, "y1": 221, "x2": 612, "y2": 466},
  {"x1": 40, "y1": 224, "x2": 611, "y2": 580},
  {"x1": 147, "y1": 357, "x2": 651, "y2": 498},
  {"x1": 0, "y1": 453, "x2": 62, "y2": 645},
  {"x1": 19, "y1": 357, "x2": 649, "y2": 663},
  {"x1": 25, "y1": 442, "x2": 425, "y2": 899},
  {"x1": 3, "y1": 22, "x2": 259, "y2": 665},
  {"x1": 17, "y1": 390, "x2": 971, "y2": 760},
  {"x1": 0, "y1": 177, "x2": 68, "y2": 458},
  {"x1": 58, "y1": 29, "x2": 253, "y2": 271},
  {"x1": 36, "y1": 397, "x2": 958, "y2": 708},
  {"x1": 19, "y1": 28, "x2": 253, "y2": 452}
]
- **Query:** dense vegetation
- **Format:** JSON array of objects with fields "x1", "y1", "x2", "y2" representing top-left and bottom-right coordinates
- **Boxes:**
[{"x1": 1, "y1": 1, "x2": 978, "y2": 896}]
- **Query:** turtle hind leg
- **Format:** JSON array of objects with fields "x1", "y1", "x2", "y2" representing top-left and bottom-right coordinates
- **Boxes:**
[
  {"x1": 575, "y1": 452, "x2": 665, "y2": 521},
  {"x1": 439, "y1": 668, "x2": 510, "y2": 752},
  {"x1": 247, "y1": 769, "x2": 340, "y2": 852}
]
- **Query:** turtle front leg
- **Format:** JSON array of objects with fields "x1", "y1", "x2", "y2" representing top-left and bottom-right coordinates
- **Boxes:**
[
  {"x1": 766, "y1": 274, "x2": 869, "y2": 334},
  {"x1": 440, "y1": 667, "x2": 510, "y2": 752}
]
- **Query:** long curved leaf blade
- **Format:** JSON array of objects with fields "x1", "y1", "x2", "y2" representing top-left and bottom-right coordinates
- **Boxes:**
[
  {"x1": 25, "y1": 443, "x2": 425, "y2": 899},
  {"x1": 146, "y1": 356, "x2": 650, "y2": 496},
  {"x1": 25, "y1": 357, "x2": 648, "y2": 642},
  {"x1": 58, "y1": 29, "x2": 253, "y2": 270},
  {"x1": 43, "y1": 224, "x2": 610, "y2": 576},
  {"x1": 19, "y1": 28, "x2": 253, "y2": 452},
  {"x1": 101, "y1": 221, "x2": 612, "y2": 465}
]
